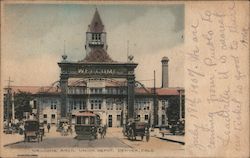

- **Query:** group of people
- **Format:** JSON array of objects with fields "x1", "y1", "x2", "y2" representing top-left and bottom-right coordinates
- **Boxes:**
[
  {"x1": 98, "y1": 125, "x2": 107, "y2": 139},
  {"x1": 60, "y1": 123, "x2": 73, "y2": 136}
]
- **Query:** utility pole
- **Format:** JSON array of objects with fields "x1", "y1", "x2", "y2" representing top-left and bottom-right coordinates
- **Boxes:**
[
  {"x1": 127, "y1": 40, "x2": 129, "y2": 62},
  {"x1": 6, "y1": 77, "x2": 14, "y2": 124},
  {"x1": 153, "y1": 70, "x2": 158, "y2": 127},
  {"x1": 12, "y1": 93, "x2": 15, "y2": 122}
]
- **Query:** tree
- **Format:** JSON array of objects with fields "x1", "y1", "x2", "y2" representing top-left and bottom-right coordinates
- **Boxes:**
[
  {"x1": 166, "y1": 96, "x2": 180, "y2": 125},
  {"x1": 166, "y1": 95, "x2": 185, "y2": 125},
  {"x1": 14, "y1": 91, "x2": 33, "y2": 120}
]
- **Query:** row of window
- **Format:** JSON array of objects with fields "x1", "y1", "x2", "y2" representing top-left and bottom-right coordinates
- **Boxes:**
[
  {"x1": 90, "y1": 99, "x2": 102, "y2": 110},
  {"x1": 42, "y1": 114, "x2": 165, "y2": 125},
  {"x1": 69, "y1": 100, "x2": 86, "y2": 110},
  {"x1": 136, "y1": 114, "x2": 149, "y2": 120},
  {"x1": 43, "y1": 114, "x2": 56, "y2": 119},
  {"x1": 106, "y1": 105, "x2": 122, "y2": 111},
  {"x1": 106, "y1": 88, "x2": 126, "y2": 95},
  {"x1": 68, "y1": 87, "x2": 86, "y2": 94},
  {"x1": 90, "y1": 88, "x2": 102, "y2": 94},
  {"x1": 106, "y1": 98, "x2": 124, "y2": 110},
  {"x1": 92, "y1": 33, "x2": 101, "y2": 40},
  {"x1": 67, "y1": 87, "x2": 126, "y2": 95},
  {"x1": 45, "y1": 99, "x2": 168, "y2": 111},
  {"x1": 135, "y1": 106, "x2": 150, "y2": 111}
]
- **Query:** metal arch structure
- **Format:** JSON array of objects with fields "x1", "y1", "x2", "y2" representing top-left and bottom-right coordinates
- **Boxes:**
[
  {"x1": 134, "y1": 81, "x2": 151, "y2": 94},
  {"x1": 67, "y1": 78, "x2": 127, "y2": 87},
  {"x1": 38, "y1": 80, "x2": 60, "y2": 93},
  {"x1": 68, "y1": 79, "x2": 87, "y2": 87},
  {"x1": 58, "y1": 62, "x2": 138, "y2": 118}
]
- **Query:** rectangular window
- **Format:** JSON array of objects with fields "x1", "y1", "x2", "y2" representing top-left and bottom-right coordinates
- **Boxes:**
[
  {"x1": 79, "y1": 100, "x2": 82, "y2": 110},
  {"x1": 117, "y1": 115, "x2": 121, "y2": 121},
  {"x1": 69, "y1": 100, "x2": 73, "y2": 110},
  {"x1": 68, "y1": 87, "x2": 71, "y2": 94},
  {"x1": 50, "y1": 100, "x2": 57, "y2": 109},
  {"x1": 162, "y1": 100, "x2": 165, "y2": 105},
  {"x1": 43, "y1": 114, "x2": 47, "y2": 118},
  {"x1": 76, "y1": 117, "x2": 81, "y2": 124},
  {"x1": 145, "y1": 115, "x2": 149, "y2": 120},
  {"x1": 73, "y1": 100, "x2": 76, "y2": 110},
  {"x1": 33, "y1": 100, "x2": 37, "y2": 109},
  {"x1": 137, "y1": 115, "x2": 140, "y2": 120},
  {"x1": 108, "y1": 89, "x2": 111, "y2": 94},
  {"x1": 162, "y1": 115, "x2": 165, "y2": 125},
  {"x1": 162, "y1": 104, "x2": 165, "y2": 110},
  {"x1": 83, "y1": 100, "x2": 86, "y2": 109},
  {"x1": 51, "y1": 114, "x2": 55, "y2": 119}
]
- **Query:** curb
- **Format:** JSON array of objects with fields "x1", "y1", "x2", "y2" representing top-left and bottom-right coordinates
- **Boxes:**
[
  {"x1": 156, "y1": 136, "x2": 185, "y2": 145},
  {"x1": 3, "y1": 140, "x2": 24, "y2": 147}
]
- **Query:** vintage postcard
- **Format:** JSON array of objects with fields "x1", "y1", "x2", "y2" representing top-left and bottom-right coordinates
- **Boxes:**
[{"x1": 0, "y1": 1, "x2": 249, "y2": 158}]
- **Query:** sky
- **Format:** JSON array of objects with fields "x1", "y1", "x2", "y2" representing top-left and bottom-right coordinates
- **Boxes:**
[{"x1": 2, "y1": 3, "x2": 184, "y2": 88}]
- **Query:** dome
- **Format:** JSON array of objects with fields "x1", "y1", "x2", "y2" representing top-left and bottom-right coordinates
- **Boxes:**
[{"x1": 161, "y1": 56, "x2": 169, "y2": 62}]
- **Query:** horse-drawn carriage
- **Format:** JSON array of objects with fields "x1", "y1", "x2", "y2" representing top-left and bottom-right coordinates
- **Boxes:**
[
  {"x1": 123, "y1": 119, "x2": 150, "y2": 142},
  {"x1": 24, "y1": 119, "x2": 43, "y2": 142}
]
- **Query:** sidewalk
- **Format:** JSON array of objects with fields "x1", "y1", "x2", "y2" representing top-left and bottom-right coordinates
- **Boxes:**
[
  {"x1": 155, "y1": 133, "x2": 185, "y2": 145},
  {"x1": 2, "y1": 133, "x2": 24, "y2": 147},
  {"x1": 149, "y1": 128, "x2": 185, "y2": 144}
]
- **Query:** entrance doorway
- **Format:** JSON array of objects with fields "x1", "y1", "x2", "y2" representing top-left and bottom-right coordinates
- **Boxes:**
[{"x1": 108, "y1": 115, "x2": 112, "y2": 127}]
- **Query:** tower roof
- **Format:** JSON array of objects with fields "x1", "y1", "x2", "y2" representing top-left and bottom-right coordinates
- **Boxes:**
[
  {"x1": 88, "y1": 8, "x2": 104, "y2": 33},
  {"x1": 80, "y1": 48, "x2": 114, "y2": 63}
]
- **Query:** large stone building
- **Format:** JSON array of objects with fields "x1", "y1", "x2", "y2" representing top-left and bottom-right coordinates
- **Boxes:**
[{"x1": 4, "y1": 9, "x2": 184, "y2": 128}]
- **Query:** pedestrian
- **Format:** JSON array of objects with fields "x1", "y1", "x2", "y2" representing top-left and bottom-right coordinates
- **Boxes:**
[{"x1": 47, "y1": 123, "x2": 51, "y2": 133}]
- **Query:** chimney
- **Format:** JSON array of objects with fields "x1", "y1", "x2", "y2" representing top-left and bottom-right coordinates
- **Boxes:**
[{"x1": 161, "y1": 56, "x2": 169, "y2": 88}]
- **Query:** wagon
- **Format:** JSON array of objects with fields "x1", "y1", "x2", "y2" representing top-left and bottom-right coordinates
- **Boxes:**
[
  {"x1": 24, "y1": 120, "x2": 43, "y2": 142},
  {"x1": 123, "y1": 120, "x2": 150, "y2": 142}
]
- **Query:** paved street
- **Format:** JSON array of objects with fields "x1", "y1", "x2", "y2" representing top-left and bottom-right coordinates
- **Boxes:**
[
  {"x1": 7, "y1": 137, "x2": 130, "y2": 148},
  {"x1": 4, "y1": 126, "x2": 184, "y2": 152}
]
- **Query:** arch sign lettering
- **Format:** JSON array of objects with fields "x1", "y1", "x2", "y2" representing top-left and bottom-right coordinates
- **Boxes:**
[{"x1": 58, "y1": 62, "x2": 137, "y2": 78}]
